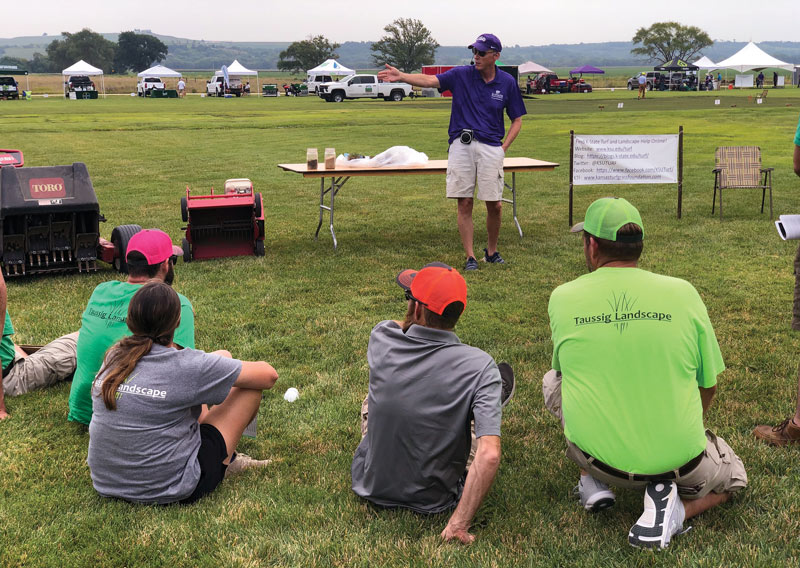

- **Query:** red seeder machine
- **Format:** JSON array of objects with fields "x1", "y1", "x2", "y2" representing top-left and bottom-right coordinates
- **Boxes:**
[{"x1": 180, "y1": 178, "x2": 265, "y2": 261}]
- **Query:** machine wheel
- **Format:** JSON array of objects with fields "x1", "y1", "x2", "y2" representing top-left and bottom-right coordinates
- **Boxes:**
[
  {"x1": 181, "y1": 196, "x2": 189, "y2": 222},
  {"x1": 628, "y1": 82, "x2": 634, "y2": 90},
  {"x1": 332, "y1": 91, "x2": 344, "y2": 103},
  {"x1": 255, "y1": 240, "x2": 265, "y2": 257},
  {"x1": 647, "y1": 83, "x2": 653, "y2": 91},
  {"x1": 182, "y1": 238, "x2": 192, "y2": 263},
  {"x1": 110, "y1": 224, "x2": 142, "y2": 274},
  {"x1": 390, "y1": 90, "x2": 404, "y2": 102},
  {"x1": 254, "y1": 193, "x2": 263, "y2": 218}
]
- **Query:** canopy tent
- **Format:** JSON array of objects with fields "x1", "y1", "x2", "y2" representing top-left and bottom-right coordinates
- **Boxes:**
[
  {"x1": 61, "y1": 60, "x2": 105, "y2": 98},
  {"x1": 216, "y1": 59, "x2": 259, "y2": 95},
  {"x1": 715, "y1": 42, "x2": 794, "y2": 72},
  {"x1": 693, "y1": 56, "x2": 718, "y2": 70},
  {"x1": 307, "y1": 59, "x2": 355, "y2": 77},
  {"x1": 518, "y1": 61, "x2": 552, "y2": 74},
  {"x1": 137, "y1": 64, "x2": 181, "y2": 78},
  {"x1": 569, "y1": 64, "x2": 604, "y2": 75},
  {"x1": 654, "y1": 58, "x2": 698, "y2": 71}
]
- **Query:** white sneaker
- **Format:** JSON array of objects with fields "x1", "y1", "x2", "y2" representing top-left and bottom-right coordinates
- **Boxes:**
[
  {"x1": 574, "y1": 475, "x2": 616, "y2": 512},
  {"x1": 628, "y1": 481, "x2": 688, "y2": 550},
  {"x1": 224, "y1": 452, "x2": 271, "y2": 478}
]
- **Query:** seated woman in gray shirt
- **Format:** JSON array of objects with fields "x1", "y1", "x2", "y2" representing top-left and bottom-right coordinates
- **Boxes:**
[{"x1": 88, "y1": 282, "x2": 278, "y2": 505}]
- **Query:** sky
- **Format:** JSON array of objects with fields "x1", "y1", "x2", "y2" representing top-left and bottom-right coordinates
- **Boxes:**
[{"x1": 3, "y1": 0, "x2": 798, "y2": 45}]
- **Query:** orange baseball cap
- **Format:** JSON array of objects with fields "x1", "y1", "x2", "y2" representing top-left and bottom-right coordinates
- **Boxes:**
[{"x1": 396, "y1": 262, "x2": 467, "y2": 316}]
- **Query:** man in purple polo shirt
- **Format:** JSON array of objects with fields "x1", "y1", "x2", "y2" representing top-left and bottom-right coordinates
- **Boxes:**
[{"x1": 378, "y1": 33, "x2": 526, "y2": 271}]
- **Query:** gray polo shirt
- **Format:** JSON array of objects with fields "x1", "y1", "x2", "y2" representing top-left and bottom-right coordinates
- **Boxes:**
[{"x1": 351, "y1": 321, "x2": 502, "y2": 514}]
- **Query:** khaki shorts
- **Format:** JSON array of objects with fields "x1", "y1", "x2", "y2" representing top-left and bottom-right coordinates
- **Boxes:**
[
  {"x1": 542, "y1": 369, "x2": 747, "y2": 499},
  {"x1": 446, "y1": 140, "x2": 505, "y2": 201},
  {"x1": 2, "y1": 332, "x2": 78, "y2": 396}
]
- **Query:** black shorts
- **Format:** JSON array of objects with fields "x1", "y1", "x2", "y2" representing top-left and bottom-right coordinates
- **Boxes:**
[{"x1": 180, "y1": 424, "x2": 229, "y2": 504}]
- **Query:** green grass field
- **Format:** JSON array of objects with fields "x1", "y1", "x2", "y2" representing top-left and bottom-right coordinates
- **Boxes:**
[{"x1": 1, "y1": 89, "x2": 800, "y2": 567}]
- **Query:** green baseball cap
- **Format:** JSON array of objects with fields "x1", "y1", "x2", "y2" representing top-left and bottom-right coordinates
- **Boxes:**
[{"x1": 570, "y1": 197, "x2": 644, "y2": 242}]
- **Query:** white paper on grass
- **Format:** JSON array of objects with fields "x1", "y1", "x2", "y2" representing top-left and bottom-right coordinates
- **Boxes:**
[
  {"x1": 336, "y1": 145, "x2": 429, "y2": 167},
  {"x1": 775, "y1": 215, "x2": 800, "y2": 240}
]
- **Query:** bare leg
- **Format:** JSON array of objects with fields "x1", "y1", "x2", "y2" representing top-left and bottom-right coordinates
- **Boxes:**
[
  {"x1": 200, "y1": 387, "x2": 262, "y2": 464},
  {"x1": 682, "y1": 492, "x2": 730, "y2": 519},
  {"x1": 457, "y1": 198, "x2": 475, "y2": 259},
  {"x1": 485, "y1": 200, "x2": 502, "y2": 256},
  {"x1": 794, "y1": 361, "x2": 800, "y2": 424}
]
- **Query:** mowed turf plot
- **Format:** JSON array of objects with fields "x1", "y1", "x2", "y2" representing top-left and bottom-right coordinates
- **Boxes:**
[{"x1": 1, "y1": 89, "x2": 800, "y2": 567}]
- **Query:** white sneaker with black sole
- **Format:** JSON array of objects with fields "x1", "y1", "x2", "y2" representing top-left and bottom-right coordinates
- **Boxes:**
[
  {"x1": 574, "y1": 474, "x2": 616, "y2": 512},
  {"x1": 628, "y1": 480, "x2": 688, "y2": 550}
]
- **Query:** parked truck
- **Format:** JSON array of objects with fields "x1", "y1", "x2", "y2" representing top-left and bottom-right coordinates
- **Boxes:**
[{"x1": 317, "y1": 75, "x2": 412, "y2": 102}]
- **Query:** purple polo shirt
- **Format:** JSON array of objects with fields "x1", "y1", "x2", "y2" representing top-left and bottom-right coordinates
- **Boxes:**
[{"x1": 437, "y1": 65, "x2": 526, "y2": 146}]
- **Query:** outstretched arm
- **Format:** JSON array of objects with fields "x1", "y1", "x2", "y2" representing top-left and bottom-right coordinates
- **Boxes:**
[
  {"x1": 441, "y1": 435, "x2": 501, "y2": 543},
  {"x1": 378, "y1": 64, "x2": 439, "y2": 89}
]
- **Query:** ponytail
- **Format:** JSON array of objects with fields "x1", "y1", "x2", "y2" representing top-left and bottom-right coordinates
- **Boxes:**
[{"x1": 95, "y1": 281, "x2": 182, "y2": 410}]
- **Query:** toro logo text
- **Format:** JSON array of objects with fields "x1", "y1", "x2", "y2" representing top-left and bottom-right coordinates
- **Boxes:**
[{"x1": 29, "y1": 178, "x2": 66, "y2": 198}]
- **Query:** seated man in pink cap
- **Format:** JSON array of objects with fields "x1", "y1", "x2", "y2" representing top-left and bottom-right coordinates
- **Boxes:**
[{"x1": 68, "y1": 229, "x2": 195, "y2": 426}]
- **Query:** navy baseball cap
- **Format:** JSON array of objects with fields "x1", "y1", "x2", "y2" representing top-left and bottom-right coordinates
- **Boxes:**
[{"x1": 469, "y1": 33, "x2": 502, "y2": 53}]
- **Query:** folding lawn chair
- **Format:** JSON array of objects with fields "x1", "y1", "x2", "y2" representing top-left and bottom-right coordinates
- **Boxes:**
[{"x1": 711, "y1": 146, "x2": 773, "y2": 220}]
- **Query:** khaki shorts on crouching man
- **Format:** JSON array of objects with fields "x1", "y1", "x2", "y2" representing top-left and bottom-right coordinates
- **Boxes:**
[{"x1": 542, "y1": 369, "x2": 748, "y2": 499}]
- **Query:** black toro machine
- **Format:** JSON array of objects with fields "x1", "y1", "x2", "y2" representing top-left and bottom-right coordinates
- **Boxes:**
[
  {"x1": 0, "y1": 153, "x2": 146, "y2": 276},
  {"x1": 181, "y1": 178, "x2": 265, "y2": 261}
]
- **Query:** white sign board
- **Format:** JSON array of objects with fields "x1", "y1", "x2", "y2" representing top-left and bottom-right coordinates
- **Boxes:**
[
  {"x1": 572, "y1": 135, "x2": 679, "y2": 185},
  {"x1": 735, "y1": 74, "x2": 754, "y2": 88}
]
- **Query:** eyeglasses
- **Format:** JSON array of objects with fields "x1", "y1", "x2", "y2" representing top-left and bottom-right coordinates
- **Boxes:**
[
  {"x1": 471, "y1": 48, "x2": 495, "y2": 57},
  {"x1": 404, "y1": 290, "x2": 427, "y2": 306}
]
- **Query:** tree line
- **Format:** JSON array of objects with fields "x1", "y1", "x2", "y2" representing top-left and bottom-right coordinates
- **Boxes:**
[
  {"x1": 0, "y1": 21, "x2": 725, "y2": 74},
  {"x1": 0, "y1": 29, "x2": 167, "y2": 73}
]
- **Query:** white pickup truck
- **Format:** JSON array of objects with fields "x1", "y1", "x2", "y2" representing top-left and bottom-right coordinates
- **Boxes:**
[
  {"x1": 137, "y1": 76, "x2": 165, "y2": 96},
  {"x1": 317, "y1": 74, "x2": 412, "y2": 102}
]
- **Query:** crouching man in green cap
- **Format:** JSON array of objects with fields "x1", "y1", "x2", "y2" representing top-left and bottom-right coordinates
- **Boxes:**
[{"x1": 544, "y1": 197, "x2": 747, "y2": 550}]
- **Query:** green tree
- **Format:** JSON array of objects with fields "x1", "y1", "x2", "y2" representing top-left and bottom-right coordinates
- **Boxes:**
[
  {"x1": 370, "y1": 18, "x2": 438, "y2": 72},
  {"x1": 278, "y1": 36, "x2": 340, "y2": 73},
  {"x1": 46, "y1": 29, "x2": 116, "y2": 72},
  {"x1": 114, "y1": 31, "x2": 168, "y2": 73},
  {"x1": 631, "y1": 22, "x2": 712, "y2": 64}
]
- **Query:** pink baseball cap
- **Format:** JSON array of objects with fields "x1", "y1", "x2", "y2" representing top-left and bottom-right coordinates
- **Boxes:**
[{"x1": 126, "y1": 229, "x2": 181, "y2": 265}]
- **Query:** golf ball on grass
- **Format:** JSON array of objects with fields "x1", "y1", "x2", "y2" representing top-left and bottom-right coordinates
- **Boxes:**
[{"x1": 283, "y1": 388, "x2": 299, "y2": 402}]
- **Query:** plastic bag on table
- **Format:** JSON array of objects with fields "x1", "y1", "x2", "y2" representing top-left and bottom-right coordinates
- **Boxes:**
[{"x1": 335, "y1": 146, "x2": 429, "y2": 168}]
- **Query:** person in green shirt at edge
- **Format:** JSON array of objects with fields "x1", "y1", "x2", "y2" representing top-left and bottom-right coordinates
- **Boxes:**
[
  {"x1": 544, "y1": 197, "x2": 747, "y2": 550},
  {"x1": 0, "y1": 274, "x2": 78, "y2": 421},
  {"x1": 67, "y1": 229, "x2": 195, "y2": 426},
  {"x1": 754, "y1": 113, "x2": 800, "y2": 444}
]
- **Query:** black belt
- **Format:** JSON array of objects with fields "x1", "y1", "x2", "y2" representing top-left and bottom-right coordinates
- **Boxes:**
[
  {"x1": 2, "y1": 358, "x2": 15, "y2": 378},
  {"x1": 582, "y1": 450, "x2": 704, "y2": 482}
]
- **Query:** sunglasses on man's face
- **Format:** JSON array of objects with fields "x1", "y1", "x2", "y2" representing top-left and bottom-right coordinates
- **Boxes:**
[
  {"x1": 170, "y1": 254, "x2": 178, "y2": 265},
  {"x1": 471, "y1": 48, "x2": 495, "y2": 57},
  {"x1": 404, "y1": 290, "x2": 427, "y2": 306}
]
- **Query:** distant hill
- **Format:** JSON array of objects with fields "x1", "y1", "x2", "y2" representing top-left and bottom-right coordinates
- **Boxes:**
[{"x1": 1, "y1": 33, "x2": 798, "y2": 71}]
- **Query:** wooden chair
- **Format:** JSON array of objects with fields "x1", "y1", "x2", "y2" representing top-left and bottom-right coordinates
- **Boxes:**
[
  {"x1": 748, "y1": 90, "x2": 768, "y2": 103},
  {"x1": 712, "y1": 146, "x2": 773, "y2": 219}
]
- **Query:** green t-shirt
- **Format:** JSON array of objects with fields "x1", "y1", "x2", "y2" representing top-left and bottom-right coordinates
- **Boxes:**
[
  {"x1": 1, "y1": 311, "x2": 15, "y2": 370},
  {"x1": 548, "y1": 267, "x2": 724, "y2": 474},
  {"x1": 67, "y1": 281, "x2": 195, "y2": 425},
  {"x1": 795, "y1": 113, "x2": 800, "y2": 146}
]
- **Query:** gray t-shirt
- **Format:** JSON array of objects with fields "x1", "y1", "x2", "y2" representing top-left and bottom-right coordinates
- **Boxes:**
[
  {"x1": 351, "y1": 321, "x2": 502, "y2": 513},
  {"x1": 88, "y1": 344, "x2": 242, "y2": 504}
]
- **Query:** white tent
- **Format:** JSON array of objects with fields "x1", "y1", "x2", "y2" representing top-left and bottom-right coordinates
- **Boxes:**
[
  {"x1": 715, "y1": 42, "x2": 794, "y2": 72},
  {"x1": 518, "y1": 61, "x2": 553, "y2": 74},
  {"x1": 307, "y1": 59, "x2": 355, "y2": 77},
  {"x1": 217, "y1": 60, "x2": 259, "y2": 95},
  {"x1": 137, "y1": 64, "x2": 181, "y2": 78},
  {"x1": 692, "y1": 56, "x2": 717, "y2": 70},
  {"x1": 62, "y1": 60, "x2": 105, "y2": 98}
]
